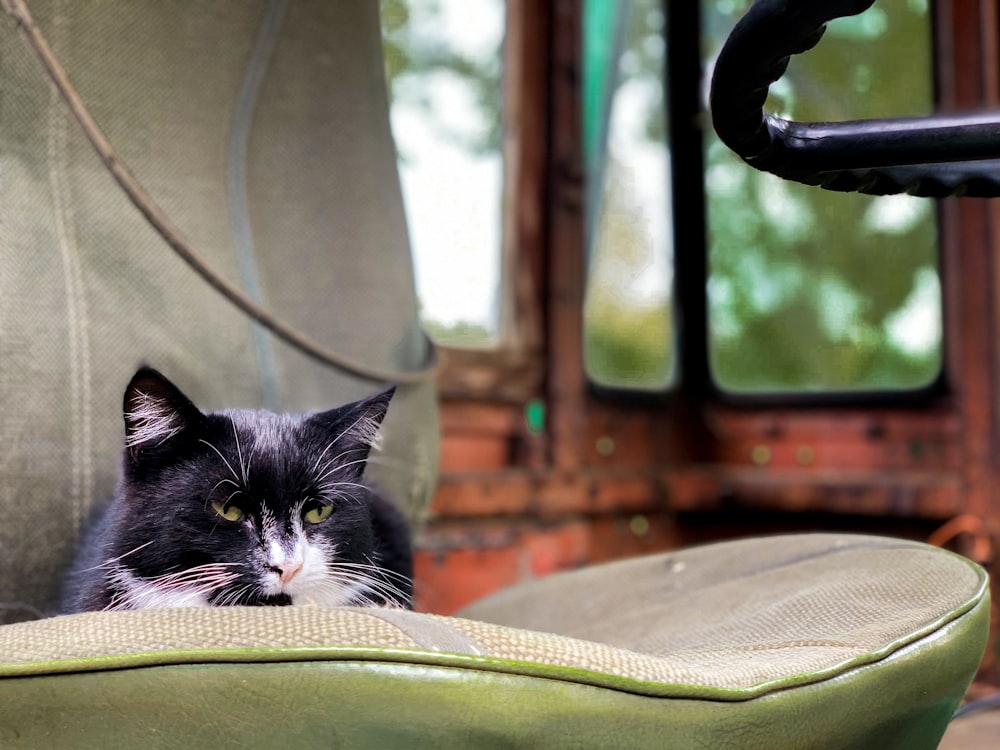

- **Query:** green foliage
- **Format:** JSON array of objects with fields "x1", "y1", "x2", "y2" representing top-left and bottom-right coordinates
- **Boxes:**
[
  {"x1": 583, "y1": 0, "x2": 675, "y2": 391},
  {"x1": 380, "y1": 0, "x2": 502, "y2": 157},
  {"x1": 585, "y1": 156, "x2": 675, "y2": 390},
  {"x1": 622, "y1": 0, "x2": 667, "y2": 143},
  {"x1": 703, "y1": 0, "x2": 942, "y2": 392},
  {"x1": 422, "y1": 319, "x2": 494, "y2": 348},
  {"x1": 585, "y1": 301, "x2": 674, "y2": 389},
  {"x1": 585, "y1": 0, "x2": 942, "y2": 394},
  {"x1": 380, "y1": 0, "x2": 505, "y2": 345}
]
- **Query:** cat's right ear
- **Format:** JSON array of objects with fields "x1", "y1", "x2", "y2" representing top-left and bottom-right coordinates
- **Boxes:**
[{"x1": 123, "y1": 367, "x2": 203, "y2": 459}]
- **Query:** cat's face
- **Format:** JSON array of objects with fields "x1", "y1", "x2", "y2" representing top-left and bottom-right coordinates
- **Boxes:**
[{"x1": 102, "y1": 368, "x2": 408, "y2": 609}]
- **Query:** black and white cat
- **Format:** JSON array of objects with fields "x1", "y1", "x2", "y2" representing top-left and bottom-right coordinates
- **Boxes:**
[{"x1": 61, "y1": 367, "x2": 412, "y2": 613}]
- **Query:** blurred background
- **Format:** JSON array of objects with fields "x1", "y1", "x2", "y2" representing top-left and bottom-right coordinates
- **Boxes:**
[{"x1": 380, "y1": 1, "x2": 999, "y2": 694}]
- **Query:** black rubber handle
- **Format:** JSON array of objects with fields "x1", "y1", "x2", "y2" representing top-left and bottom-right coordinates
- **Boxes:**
[{"x1": 709, "y1": 0, "x2": 1000, "y2": 197}]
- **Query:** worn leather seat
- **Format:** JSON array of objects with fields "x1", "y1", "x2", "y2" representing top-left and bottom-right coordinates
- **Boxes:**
[
  {"x1": 0, "y1": 534, "x2": 987, "y2": 748},
  {"x1": 0, "y1": 2, "x2": 988, "y2": 748}
]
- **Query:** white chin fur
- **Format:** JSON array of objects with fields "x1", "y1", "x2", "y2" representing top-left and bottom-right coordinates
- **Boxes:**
[{"x1": 106, "y1": 565, "x2": 212, "y2": 610}]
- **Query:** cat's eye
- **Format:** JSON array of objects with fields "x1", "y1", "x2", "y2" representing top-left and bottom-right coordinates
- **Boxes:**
[
  {"x1": 211, "y1": 500, "x2": 244, "y2": 523},
  {"x1": 303, "y1": 502, "x2": 333, "y2": 525}
]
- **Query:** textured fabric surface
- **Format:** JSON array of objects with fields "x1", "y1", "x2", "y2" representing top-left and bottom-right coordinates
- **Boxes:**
[
  {"x1": 0, "y1": 0, "x2": 438, "y2": 622},
  {"x1": 0, "y1": 535, "x2": 986, "y2": 698},
  {"x1": 459, "y1": 533, "x2": 987, "y2": 661}
]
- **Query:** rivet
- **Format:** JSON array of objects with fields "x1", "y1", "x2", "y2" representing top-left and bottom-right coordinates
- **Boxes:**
[
  {"x1": 596, "y1": 436, "x2": 615, "y2": 457},
  {"x1": 629, "y1": 515, "x2": 650, "y2": 537},
  {"x1": 751, "y1": 445, "x2": 771, "y2": 465}
]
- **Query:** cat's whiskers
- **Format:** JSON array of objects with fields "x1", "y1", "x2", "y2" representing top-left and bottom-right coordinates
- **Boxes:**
[
  {"x1": 316, "y1": 450, "x2": 410, "y2": 486},
  {"x1": 301, "y1": 578, "x2": 355, "y2": 607},
  {"x1": 311, "y1": 441, "x2": 358, "y2": 477},
  {"x1": 147, "y1": 562, "x2": 241, "y2": 582},
  {"x1": 309, "y1": 575, "x2": 396, "y2": 609},
  {"x1": 314, "y1": 450, "x2": 367, "y2": 485},
  {"x1": 103, "y1": 561, "x2": 244, "y2": 611},
  {"x1": 315, "y1": 483, "x2": 372, "y2": 507},
  {"x1": 321, "y1": 561, "x2": 411, "y2": 608},
  {"x1": 316, "y1": 480, "x2": 370, "y2": 494},
  {"x1": 207, "y1": 477, "x2": 241, "y2": 499},
  {"x1": 310, "y1": 411, "x2": 380, "y2": 476},
  {"x1": 144, "y1": 566, "x2": 241, "y2": 595},
  {"x1": 355, "y1": 578, "x2": 410, "y2": 606},
  {"x1": 323, "y1": 495, "x2": 354, "y2": 508},
  {"x1": 365, "y1": 455, "x2": 411, "y2": 474},
  {"x1": 283, "y1": 541, "x2": 377, "y2": 607},
  {"x1": 213, "y1": 580, "x2": 257, "y2": 607},
  {"x1": 199, "y1": 438, "x2": 242, "y2": 486},
  {"x1": 232, "y1": 419, "x2": 251, "y2": 486},
  {"x1": 334, "y1": 558, "x2": 413, "y2": 587},
  {"x1": 339, "y1": 578, "x2": 409, "y2": 609},
  {"x1": 82, "y1": 540, "x2": 156, "y2": 573}
]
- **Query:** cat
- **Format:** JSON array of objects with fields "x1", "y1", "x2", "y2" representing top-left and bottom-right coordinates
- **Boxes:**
[{"x1": 61, "y1": 367, "x2": 412, "y2": 613}]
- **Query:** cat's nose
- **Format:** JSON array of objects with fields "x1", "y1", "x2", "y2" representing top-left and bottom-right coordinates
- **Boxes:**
[{"x1": 274, "y1": 560, "x2": 303, "y2": 584}]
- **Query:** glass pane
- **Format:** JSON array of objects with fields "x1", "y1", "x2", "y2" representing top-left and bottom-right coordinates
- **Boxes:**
[
  {"x1": 380, "y1": 0, "x2": 504, "y2": 347},
  {"x1": 583, "y1": 0, "x2": 676, "y2": 391},
  {"x1": 702, "y1": 0, "x2": 942, "y2": 393}
]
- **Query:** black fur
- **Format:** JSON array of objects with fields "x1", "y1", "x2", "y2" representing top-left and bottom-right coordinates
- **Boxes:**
[{"x1": 61, "y1": 368, "x2": 412, "y2": 613}]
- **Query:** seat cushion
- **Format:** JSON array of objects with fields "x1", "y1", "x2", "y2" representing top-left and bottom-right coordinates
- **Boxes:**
[
  {"x1": 460, "y1": 532, "x2": 987, "y2": 693},
  {"x1": 0, "y1": 534, "x2": 988, "y2": 749}
]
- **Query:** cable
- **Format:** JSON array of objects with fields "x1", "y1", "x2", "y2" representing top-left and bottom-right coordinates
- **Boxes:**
[{"x1": 0, "y1": 0, "x2": 439, "y2": 385}]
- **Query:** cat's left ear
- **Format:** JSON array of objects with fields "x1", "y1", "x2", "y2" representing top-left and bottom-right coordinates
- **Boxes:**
[
  {"x1": 309, "y1": 386, "x2": 395, "y2": 458},
  {"x1": 123, "y1": 367, "x2": 204, "y2": 458}
]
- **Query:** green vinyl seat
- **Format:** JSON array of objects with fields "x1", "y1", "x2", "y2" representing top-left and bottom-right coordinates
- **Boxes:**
[
  {"x1": 0, "y1": 2, "x2": 988, "y2": 748},
  {"x1": 0, "y1": 534, "x2": 988, "y2": 749}
]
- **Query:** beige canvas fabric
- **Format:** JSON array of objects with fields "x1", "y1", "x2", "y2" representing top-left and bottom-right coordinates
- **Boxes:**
[{"x1": 0, "y1": 0, "x2": 438, "y2": 622}]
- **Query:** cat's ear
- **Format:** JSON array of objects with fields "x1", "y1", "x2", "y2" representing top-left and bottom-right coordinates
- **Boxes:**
[
  {"x1": 309, "y1": 387, "x2": 395, "y2": 464},
  {"x1": 123, "y1": 367, "x2": 203, "y2": 457},
  {"x1": 343, "y1": 386, "x2": 395, "y2": 450}
]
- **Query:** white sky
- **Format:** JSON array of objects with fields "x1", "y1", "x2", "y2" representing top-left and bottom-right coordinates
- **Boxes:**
[
  {"x1": 389, "y1": 0, "x2": 505, "y2": 332},
  {"x1": 597, "y1": 75, "x2": 673, "y2": 304}
]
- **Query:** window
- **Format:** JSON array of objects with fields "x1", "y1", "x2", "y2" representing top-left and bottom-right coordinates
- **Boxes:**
[
  {"x1": 582, "y1": 0, "x2": 942, "y2": 397},
  {"x1": 582, "y1": 0, "x2": 676, "y2": 391},
  {"x1": 701, "y1": 0, "x2": 942, "y2": 394},
  {"x1": 381, "y1": 0, "x2": 505, "y2": 348}
]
